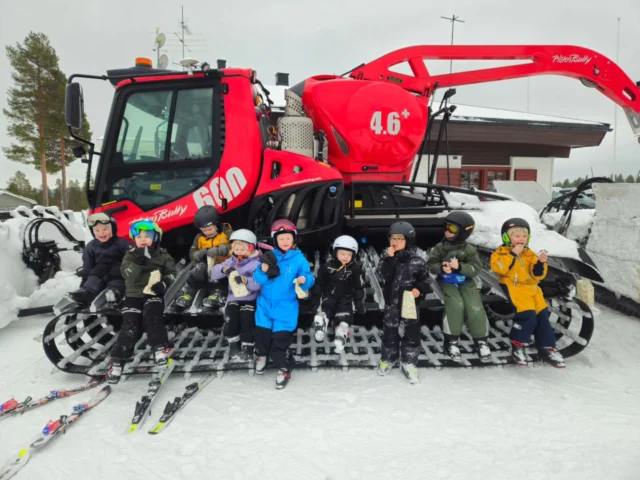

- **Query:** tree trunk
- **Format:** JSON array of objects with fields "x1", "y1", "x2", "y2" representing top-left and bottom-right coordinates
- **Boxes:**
[
  {"x1": 60, "y1": 138, "x2": 67, "y2": 209},
  {"x1": 37, "y1": 63, "x2": 48, "y2": 206}
]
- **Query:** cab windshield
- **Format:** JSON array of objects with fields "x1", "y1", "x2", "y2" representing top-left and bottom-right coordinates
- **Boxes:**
[{"x1": 96, "y1": 85, "x2": 223, "y2": 211}]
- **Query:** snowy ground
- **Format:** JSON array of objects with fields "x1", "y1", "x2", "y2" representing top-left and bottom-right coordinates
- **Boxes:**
[{"x1": 1, "y1": 308, "x2": 639, "y2": 480}]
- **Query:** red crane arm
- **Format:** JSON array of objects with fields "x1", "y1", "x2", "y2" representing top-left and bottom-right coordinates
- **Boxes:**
[{"x1": 350, "y1": 45, "x2": 640, "y2": 134}]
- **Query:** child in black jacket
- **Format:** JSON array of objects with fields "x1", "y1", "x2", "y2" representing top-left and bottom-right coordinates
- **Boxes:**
[{"x1": 309, "y1": 235, "x2": 366, "y2": 352}]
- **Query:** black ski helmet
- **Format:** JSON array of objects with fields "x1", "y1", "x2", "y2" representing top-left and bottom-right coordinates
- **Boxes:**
[
  {"x1": 388, "y1": 221, "x2": 416, "y2": 246},
  {"x1": 443, "y1": 211, "x2": 476, "y2": 243},
  {"x1": 194, "y1": 205, "x2": 220, "y2": 229},
  {"x1": 501, "y1": 218, "x2": 531, "y2": 246},
  {"x1": 87, "y1": 212, "x2": 118, "y2": 238}
]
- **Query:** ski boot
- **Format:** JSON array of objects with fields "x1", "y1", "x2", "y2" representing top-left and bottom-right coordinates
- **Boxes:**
[
  {"x1": 153, "y1": 346, "x2": 173, "y2": 366},
  {"x1": 255, "y1": 356, "x2": 267, "y2": 375},
  {"x1": 104, "y1": 289, "x2": 122, "y2": 309},
  {"x1": 475, "y1": 337, "x2": 491, "y2": 362},
  {"x1": 68, "y1": 288, "x2": 96, "y2": 306},
  {"x1": 401, "y1": 363, "x2": 419, "y2": 384},
  {"x1": 173, "y1": 286, "x2": 197, "y2": 310},
  {"x1": 313, "y1": 312, "x2": 328, "y2": 342},
  {"x1": 276, "y1": 368, "x2": 291, "y2": 389},
  {"x1": 334, "y1": 321, "x2": 349, "y2": 353},
  {"x1": 106, "y1": 358, "x2": 125, "y2": 384},
  {"x1": 377, "y1": 360, "x2": 394, "y2": 376},
  {"x1": 240, "y1": 343, "x2": 254, "y2": 362},
  {"x1": 538, "y1": 346, "x2": 566, "y2": 368},
  {"x1": 511, "y1": 340, "x2": 528, "y2": 365},
  {"x1": 443, "y1": 335, "x2": 462, "y2": 362},
  {"x1": 227, "y1": 339, "x2": 241, "y2": 360},
  {"x1": 201, "y1": 290, "x2": 224, "y2": 312}
]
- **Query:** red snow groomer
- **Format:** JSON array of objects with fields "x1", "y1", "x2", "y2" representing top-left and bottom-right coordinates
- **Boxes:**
[{"x1": 39, "y1": 45, "x2": 640, "y2": 376}]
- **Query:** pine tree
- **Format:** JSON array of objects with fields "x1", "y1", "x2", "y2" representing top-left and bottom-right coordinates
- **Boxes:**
[
  {"x1": 561, "y1": 179, "x2": 571, "y2": 188},
  {"x1": 6, "y1": 171, "x2": 38, "y2": 201},
  {"x1": 625, "y1": 175, "x2": 636, "y2": 183},
  {"x1": 2, "y1": 32, "x2": 91, "y2": 207}
]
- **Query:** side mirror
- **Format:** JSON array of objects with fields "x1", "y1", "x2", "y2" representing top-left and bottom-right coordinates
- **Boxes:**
[{"x1": 65, "y1": 83, "x2": 84, "y2": 129}]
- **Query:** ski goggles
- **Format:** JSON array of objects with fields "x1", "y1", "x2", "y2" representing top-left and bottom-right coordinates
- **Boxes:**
[
  {"x1": 444, "y1": 222, "x2": 460, "y2": 234},
  {"x1": 129, "y1": 219, "x2": 162, "y2": 240},
  {"x1": 87, "y1": 212, "x2": 112, "y2": 228}
]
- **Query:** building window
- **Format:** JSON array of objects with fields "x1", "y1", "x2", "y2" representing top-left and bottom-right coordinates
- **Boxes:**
[{"x1": 461, "y1": 167, "x2": 510, "y2": 191}]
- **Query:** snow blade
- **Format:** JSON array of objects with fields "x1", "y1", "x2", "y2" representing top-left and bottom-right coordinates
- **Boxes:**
[
  {"x1": 0, "y1": 449, "x2": 29, "y2": 480},
  {"x1": 128, "y1": 360, "x2": 174, "y2": 433},
  {"x1": 0, "y1": 386, "x2": 111, "y2": 480},
  {"x1": 0, "y1": 377, "x2": 104, "y2": 421},
  {"x1": 148, "y1": 373, "x2": 215, "y2": 435}
]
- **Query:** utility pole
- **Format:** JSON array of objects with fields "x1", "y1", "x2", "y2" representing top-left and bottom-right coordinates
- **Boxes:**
[
  {"x1": 441, "y1": 14, "x2": 465, "y2": 74},
  {"x1": 613, "y1": 16, "x2": 620, "y2": 175}
]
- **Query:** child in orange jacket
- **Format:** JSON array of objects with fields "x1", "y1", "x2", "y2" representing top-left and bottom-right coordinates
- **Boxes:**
[{"x1": 490, "y1": 218, "x2": 565, "y2": 368}]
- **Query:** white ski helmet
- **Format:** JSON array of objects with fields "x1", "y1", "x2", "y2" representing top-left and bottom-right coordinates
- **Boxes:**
[
  {"x1": 230, "y1": 229, "x2": 257, "y2": 247},
  {"x1": 333, "y1": 235, "x2": 358, "y2": 255}
]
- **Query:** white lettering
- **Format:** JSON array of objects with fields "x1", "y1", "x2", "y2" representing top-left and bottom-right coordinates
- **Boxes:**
[
  {"x1": 129, "y1": 205, "x2": 188, "y2": 225},
  {"x1": 552, "y1": 54, "x2": 592, "y2": 65},
  {"x1": 192, "y1": 168, "x2": 248, "y2": 209}
]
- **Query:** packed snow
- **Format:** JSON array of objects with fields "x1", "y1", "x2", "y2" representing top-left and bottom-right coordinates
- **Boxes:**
[
  {"x1": 541, "y1": 210, "x2": 596, "y2": 242},
  {"x1": 586, "y1": 184, "x2": 640, "y2": 303},
  {"x1": 0, "y1": 209, "x2": 86, "y2": 326},
  {"x1": 0, "y1": 307, "x2": 639, "y2": 480}
]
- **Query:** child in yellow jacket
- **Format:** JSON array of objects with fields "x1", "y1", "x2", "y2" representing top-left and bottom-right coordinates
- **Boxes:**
[
  {"x1": 173, "y1": 206, "x2": 232, "y2": 311},
  {"x1": 490, "y1": 218, "x2": 565, "y2": 368}
]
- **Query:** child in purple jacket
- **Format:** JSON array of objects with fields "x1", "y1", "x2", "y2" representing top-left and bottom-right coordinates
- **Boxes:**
[{"x1": 211, "y1": 229, "x2": 262, "y2": 361}]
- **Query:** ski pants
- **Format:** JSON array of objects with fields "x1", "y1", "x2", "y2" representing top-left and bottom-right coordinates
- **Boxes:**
[
  {"x1": 110, "y1": 296, "x2": 168, "y2": 360},
  {"x1": 83, "y1": 275, "x2": 124, "y2": 295},
  {"x1": 440, "y1": 282, "x2": 488, "y2": 338},
  {"x1": 321, "y1": 296, "x2": 354, "y2": 326},
  {"x1": 254, "y1": 327, "x2": 295, "y2": 371},
  {"x1": 186, "y1": 262, "x2": 209, "y2": 290},
  {"x1": 509, "y1": 308, "x2": 556, "y2": 348},
  {"x1": 381, "y1": 304, "x2": 421, "y2": 365},
  {"x1": 224, "y1": 300, "x2": 256, "y2": 346}
]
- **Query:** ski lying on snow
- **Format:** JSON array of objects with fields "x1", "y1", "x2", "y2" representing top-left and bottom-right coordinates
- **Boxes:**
[
  {"x1": 128, "y1": 359, "x2": 174, "y2": 433},
  {"x1": 0, "y1": 385, "x2": 111, "y2": 480},
  {"x1": 0, "y1": 377, "x2": 104, "y2": 421},
  {"x1": 148, "y1": 372, "x2": 215, "y2": 434}
]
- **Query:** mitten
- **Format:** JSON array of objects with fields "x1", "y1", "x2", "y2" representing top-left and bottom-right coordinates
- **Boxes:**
[
  {"x1": 132, "y1": 248, "x2": 147, "y2": 265},
  {"x1": 217, "y1": 244, "x2": 230, "y2": 257},
  {"x1": 205, "y1": 247, "x2": 219, "y2": 258},
  {"x1": 150, "y1": 281, "x2": 166, "y2": 296}
]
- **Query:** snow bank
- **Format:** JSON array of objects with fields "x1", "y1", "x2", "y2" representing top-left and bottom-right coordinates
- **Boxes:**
[
  {"x1": 0, "y1": 208, "x2": 86, "y2": 327},
  {"x1": 442, "y1": 193, "x2": 582, "y2": 260},
  {"x1": 586, "y1": 184, "x2": 640, "y2": 302},
  {"x1": 541, "y1": 210, "x2": 596, "y2": 243}
]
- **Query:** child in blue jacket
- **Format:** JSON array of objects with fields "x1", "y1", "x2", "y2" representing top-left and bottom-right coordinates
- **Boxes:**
[{"x1": 253, "y1": 219, "x2": 314, "y2": 389}]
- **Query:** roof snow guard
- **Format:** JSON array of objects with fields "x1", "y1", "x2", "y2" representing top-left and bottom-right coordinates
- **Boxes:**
[{"x1": 262, "y1": 84, "x2": 610, "y2": 131}]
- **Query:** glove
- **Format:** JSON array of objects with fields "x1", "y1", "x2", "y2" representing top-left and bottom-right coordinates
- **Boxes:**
[
  {"x1": 222, "y1": 223, "x2": 233, "y2": 238},
  {"x1": 205, "y1": 247, "x2": 218, "y2": 258},
  {"x1": 222, "y1": 266, "x2": 236, "y2": 276},
  {"x1": 356, "y1": 303, "x2": 366, "y2": 315},
  {"x1": 234, "y1": 275, "x2": 246, "y2": 285},
  {"x1": 89, "y1": 262, "x2": 111, "y2": 278},
  {"x1": 262, "y1": 251, "x2": 278, "y2": 266},
  {"x1": 150, "y1": 281, "x2": 166, "y2": 296},
  {"x1": 132, "y1": 248, "x2": 147, "y2": 265}
]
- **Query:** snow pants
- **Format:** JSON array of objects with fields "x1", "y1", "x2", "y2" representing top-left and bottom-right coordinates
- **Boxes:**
[
  {"x1": 254, "y1": 327, "x2": 295, "y2": 370},
  {"x1": 510, "y1": 308, "x2": 556, "y2": 348},
  {"x1": 224, "y1": 300, "x2": 256, "y2": 346},
  {"x1": 440, "y1": 282, "x2": 488, "y2": 338},
  {"x1": 381, "y1": 304, "x2": 421, "y2": 366},
  {"x1": 83, "y1": 275, "x2": 124, "y2": 296},
  {"x1": 321, "y1": 296, "x2": 354, "y2": 326},
  {"x1": 110, "y1": 296, "x2": 168, "y2": 360}
]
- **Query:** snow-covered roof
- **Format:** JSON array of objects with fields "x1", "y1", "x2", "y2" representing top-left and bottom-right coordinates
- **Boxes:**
[
  {"x1": 262, "y1": 83, "x2": 608, "y2": 128},
  {"x1": 0, "y1": 189, "x2": 37, "y2": 205}
]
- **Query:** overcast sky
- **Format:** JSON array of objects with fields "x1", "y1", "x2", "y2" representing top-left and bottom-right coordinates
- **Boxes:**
[{"x1": 1, "y1": 0, "x2": 639, "y2": 190}]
